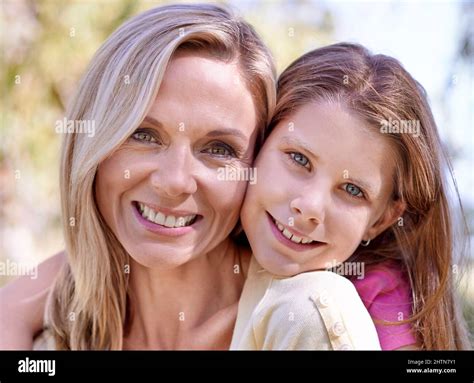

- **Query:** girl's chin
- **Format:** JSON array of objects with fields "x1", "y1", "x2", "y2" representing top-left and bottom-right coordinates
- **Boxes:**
[{"x1": 254, "y1": 252, "x2": 302, "y2": 277}]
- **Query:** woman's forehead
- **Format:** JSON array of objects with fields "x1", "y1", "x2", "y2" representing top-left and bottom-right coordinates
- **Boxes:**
[{"x1": 144, "y1": 55, "x2": 258, "y2": 138}]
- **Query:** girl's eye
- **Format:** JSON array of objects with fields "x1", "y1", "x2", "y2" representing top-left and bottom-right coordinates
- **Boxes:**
[
  {"x1": 203, "y1": 143, "x2": 236, "y2": 158},
  {"x1": 131, "y1": 129, "x2": 159, "y2": 144},
  {"x1": 343, "y1": 183, "x2": 364, "y2": 198},
  {"x1": 289, "y1": 152, "x2": 310, "y2": 169}
]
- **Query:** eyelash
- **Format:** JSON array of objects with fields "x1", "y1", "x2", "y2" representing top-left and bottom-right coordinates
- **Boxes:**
[
  {"x1": 343, "y1": 183, "x2": 365, "y2": 199},
  {"x1": 287, "y1": 152, "x2": 366, "y2": 200},
  {"x1": 131, "y1": 129, "x2": 237, "y2": 158},
  {"x1": 131, "y1": 128, "x2": 160, "y2": 144},
  {"x1": 287, "y1": 151, "x2": 311, "y2": 170},
  {"x1": 202, "y1": 142, "x2": 237, "y2": 158}
]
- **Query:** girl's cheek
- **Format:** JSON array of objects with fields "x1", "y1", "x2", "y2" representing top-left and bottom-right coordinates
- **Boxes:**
[{"x1": 332, "y1": 207, "x2": 369, "y2": 243}]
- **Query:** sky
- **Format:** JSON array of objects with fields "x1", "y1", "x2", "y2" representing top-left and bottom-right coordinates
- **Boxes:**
[{"x1": 326, "y1": 0, "x2": 473, "y2": 216}]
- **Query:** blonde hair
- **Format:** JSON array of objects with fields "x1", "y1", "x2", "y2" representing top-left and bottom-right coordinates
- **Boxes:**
[
  {"x1": 270, "y1": 43, "x2": 470, "y2": 349},
  {"x1": 49, "y1": 3, "x2": 276, "y2": 350}
]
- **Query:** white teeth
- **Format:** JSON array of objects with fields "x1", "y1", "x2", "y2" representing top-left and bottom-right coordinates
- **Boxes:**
[
  {"x1": 274, "y1": 217, "x2": 314, "y2": 244},
  {"x1": 291, "y1": 235, "x2": 302, "y2": 244},
  {"x1": 155, "y1": 212, "x2": 166, "y2": 225},
  {"x1": 148, "y1": 210, "x2": 156, "y2": 222},
  {"x1": 282, "y1": 228, "x2": 293, "y2": 240},
  {"x1": 164, "y1": 215, "x2": 176, "y2": 227},
  {"x1": 138, "y1": 203, "x2": 196, "y2": 228}
]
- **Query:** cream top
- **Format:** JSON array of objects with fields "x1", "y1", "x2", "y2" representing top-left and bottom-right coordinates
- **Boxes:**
[{"x1": 230, "y1": 256, "x2": 381, "y2": 350}]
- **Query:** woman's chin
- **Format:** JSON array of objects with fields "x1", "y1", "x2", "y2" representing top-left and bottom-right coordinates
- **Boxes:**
[{"x1": 128, "y1": 246, "x2": 196, "y2": 270}]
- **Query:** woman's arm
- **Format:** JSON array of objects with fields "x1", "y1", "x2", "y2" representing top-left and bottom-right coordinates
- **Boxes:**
[{"x1": 0, "y1": 252, "x2": 66, "y2": 349}]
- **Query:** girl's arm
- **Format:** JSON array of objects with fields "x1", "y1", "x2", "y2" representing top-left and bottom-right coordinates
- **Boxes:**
[{"x1": 0, "y1": 252, "x2": 66, "y2": 349}]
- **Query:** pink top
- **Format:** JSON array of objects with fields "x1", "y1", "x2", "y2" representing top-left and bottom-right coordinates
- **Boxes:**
[{"x1": 351, "y1": 261, "x2": 417, "y2": 350}]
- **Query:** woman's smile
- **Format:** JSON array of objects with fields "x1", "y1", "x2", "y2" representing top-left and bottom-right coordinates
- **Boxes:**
[{"x1": 132, "y1": 201, "x2": 203, "y2": 237}]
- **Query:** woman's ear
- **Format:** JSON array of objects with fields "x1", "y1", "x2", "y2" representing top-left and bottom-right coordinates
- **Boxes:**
[{"x1": 366, "y1": 199, "x2": 406, "y2": 241}]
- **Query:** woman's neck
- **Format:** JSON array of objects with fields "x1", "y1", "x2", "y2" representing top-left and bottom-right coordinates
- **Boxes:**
[{"x1": 124, "y1": 239, "x2": 251, "y2": 350}]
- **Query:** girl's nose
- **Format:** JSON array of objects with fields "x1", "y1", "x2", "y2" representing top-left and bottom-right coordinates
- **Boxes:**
[{"x1": 289, "y1": 189, "x2": 326, "y2": 225}]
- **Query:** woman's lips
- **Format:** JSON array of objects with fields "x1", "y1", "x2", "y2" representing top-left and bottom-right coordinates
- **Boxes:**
[
  {"x1": 266, "y1": 212, "x2": 327, "y2": 252},
  {"x1": 132, "y1": 201, "x2": 202, "y2": 237}
]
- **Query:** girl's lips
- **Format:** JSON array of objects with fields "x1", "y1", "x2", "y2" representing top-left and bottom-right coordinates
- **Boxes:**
[
  {"x1": 266, "y1": 212, "x2": 327, "y2": 252},
  {"x1": 132, "y1": 202, "x2": 201, "y2": 237}
]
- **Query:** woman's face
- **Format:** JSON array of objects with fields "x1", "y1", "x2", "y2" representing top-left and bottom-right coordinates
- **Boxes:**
[
  {"x1": 241, "y1": 101, "x2": 402, "y2": 276},
  {"x1": 95, "y1": 53, "x2": 258, "y2": 269}
]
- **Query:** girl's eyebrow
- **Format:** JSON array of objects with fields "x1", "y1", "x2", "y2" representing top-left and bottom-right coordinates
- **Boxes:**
[{"x1": 280, "y1": 136, "x2": 319, "y2": 161}]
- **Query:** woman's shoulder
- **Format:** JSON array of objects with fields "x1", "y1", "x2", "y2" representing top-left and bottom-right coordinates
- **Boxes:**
[
  {"x1": 0, "y1": 251, "x2": 66, "y2": 311},
  {"x1": 32, "y1": 329, "x2": 56, "y2": 350},
  {"x1": 0, "y1": 251, "x2": 66, "y2": 349}
]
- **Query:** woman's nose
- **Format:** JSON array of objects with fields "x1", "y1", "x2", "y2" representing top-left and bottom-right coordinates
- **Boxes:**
[{"x1": 149, "y1": 145, "x2": 198, "y2": 197}]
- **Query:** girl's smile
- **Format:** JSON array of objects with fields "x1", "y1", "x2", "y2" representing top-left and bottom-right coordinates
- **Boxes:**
[
  {"x1": 241, "y1": 101, "x2": 403, "y2": 277},
  {"x1": 266, "y1": 211, "x2": 328, "y2": 251}
]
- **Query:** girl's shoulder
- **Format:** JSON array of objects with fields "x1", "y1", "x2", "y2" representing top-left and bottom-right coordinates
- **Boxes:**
[
  {"x1": 351, "y1": 260, "x2": 417, "y2": 350},
  {"x1": 351, "y1": 260, "x2": 411, "y2": 307}
]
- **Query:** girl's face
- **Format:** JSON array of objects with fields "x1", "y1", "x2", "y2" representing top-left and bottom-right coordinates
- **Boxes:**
[
  {"x1": 95, "y1": 54, "x2": 258, "y2": 269},
  {"x1": 241, "y1": 101, "x2": 404, "y2": 276}
]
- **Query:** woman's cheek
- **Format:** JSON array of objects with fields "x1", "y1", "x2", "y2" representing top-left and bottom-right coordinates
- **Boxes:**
[
  {"x1": 212, "y1": 174, "x2": 248, "y2": 216},
  {"x1": 99, "y1": 148, "x2": 151, "y2": 185}
]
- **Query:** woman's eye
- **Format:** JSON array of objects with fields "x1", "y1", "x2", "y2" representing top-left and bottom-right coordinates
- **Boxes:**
[
  {"x1": 343, "y1": 183, "x2": 364, "y2": 198},
  {"x1": 289, "y1": 152, "x2": 310, "y2": 169},
  {"x1": 203, "y1": 143, "x2": 236, "y2": 158},
  {"x1": 131, "y1": 129, "x2": 159, "y2": 144}
]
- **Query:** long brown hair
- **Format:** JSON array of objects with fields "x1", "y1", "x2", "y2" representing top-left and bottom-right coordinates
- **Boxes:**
[{"x1": 269, "y1": 43, "x2": 470, "y2": 349}]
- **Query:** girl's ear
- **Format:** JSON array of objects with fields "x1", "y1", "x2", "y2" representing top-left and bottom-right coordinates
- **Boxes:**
[{"x1": 366, "y1": 199, "x2": 406, "y2": 241}]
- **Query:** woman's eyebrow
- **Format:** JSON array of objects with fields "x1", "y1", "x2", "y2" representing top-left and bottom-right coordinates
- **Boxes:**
[
  {"x1": 205, "y1": 128, "x2": 248, "y2": 142},
  {"x1": 142, "y1": 116, "x2": 247, "y2": 143},
  {"x1": 143, "y1": 116, "x2": 163, "y2": 127}
]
